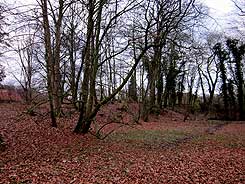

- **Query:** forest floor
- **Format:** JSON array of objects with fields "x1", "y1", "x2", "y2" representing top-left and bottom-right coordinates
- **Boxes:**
[{"x1": 0, "y1": 102, "x2": 244, "y2": 184}]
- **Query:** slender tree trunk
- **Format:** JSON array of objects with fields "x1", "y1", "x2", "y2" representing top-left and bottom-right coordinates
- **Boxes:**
[
  {"x1": 69, "y1": 23, "x2": 78, "y2": 109},
  {"x1": 128, "y1": 71, "x2": 137, "y2": 101},
  {"x1": 157, "y1": 72, "x2": 163, "y2": 108},
  {"x1": 74, "y1": 0, "x2": 95, "y2": 133},
  {"x1": 41, "y1": 0, "x2": 57, "y2": 127},
  {"x1": 235, "y1": 61, "x2": 244, "y2": 120},
  {"x1": 53, "y1": 0, "x2": 64, "y2": 116},
  {"x1": 220, "y1": 60, "x2": 229, "y2": 119}
]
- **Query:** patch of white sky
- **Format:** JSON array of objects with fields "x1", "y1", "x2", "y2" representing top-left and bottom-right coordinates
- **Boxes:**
[
  {"x1": 203, "y1": 0, "x2": 234, "y2": 15},
  {"x1": 200, "y1": 0, "x2": 240, "y2": 35}
]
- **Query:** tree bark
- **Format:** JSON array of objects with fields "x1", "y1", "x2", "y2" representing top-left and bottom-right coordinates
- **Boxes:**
[{"x1": 40, "y1": 0, "x2": 57, "y2": 127}]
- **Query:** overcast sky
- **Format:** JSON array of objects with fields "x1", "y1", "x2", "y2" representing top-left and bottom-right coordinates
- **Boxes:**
[
  {"x1": 203, "y1": 0, "x2": 234, "y2": 14},
  {"x1": 201, "y1": 0, "x2": 236, "y2": 31},
  {"x1": 1, "y1": 0, "x2": 240, "y2": 85},
  {"x1": 6, "y1": 0, "x2": 236, "y2": 30}
]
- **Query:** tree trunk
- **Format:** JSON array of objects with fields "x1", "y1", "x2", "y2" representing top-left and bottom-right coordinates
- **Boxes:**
[
  {"x1": 74, "y1": 40, "x2": 151, "y2": 133},
  {"x1": 53, "y1": 0, "x2": 64, "y2": 116},
  {"x1": 157, "y1": 72, "x2": 163, "y2": 108},
  {"x1": 74, "y1": 0, "x2": 95, "y2": 133},
  {"x1": 41, "y1": 0, "x2": 57, "y2": 127},
  {"x1": 220, "y1": 60, "x2": 229, "y2": 119},
  {"x1": 128, "y1": 71, "x2": 137, "y2": 101},
  {"x1": 236, "y1": 62, "x2": 244, "y2": 120}
]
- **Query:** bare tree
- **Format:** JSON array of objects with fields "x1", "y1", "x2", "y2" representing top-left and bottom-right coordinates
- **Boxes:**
[
  {"x1": 14, "y1": 33, "x2": 38, "y2": 103},
  {"x1": 38, "y1": 0, "x2": 73, "y2": 126},
  {"x1": 61, "y1": 2, "x2": 85, "y2": 109},
  {"x1": 74, "y1": 0, "x2": 143, "y2": 133}
]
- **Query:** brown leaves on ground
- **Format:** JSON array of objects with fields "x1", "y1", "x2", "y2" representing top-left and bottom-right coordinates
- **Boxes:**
[{"x1": 0, "y1": 103, "x2": 244, "y2": 184}]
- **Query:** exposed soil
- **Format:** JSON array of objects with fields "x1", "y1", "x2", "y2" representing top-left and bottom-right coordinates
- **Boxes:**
[{"x1": 0, "y1": 102, "x2": 244, "y2": 184}]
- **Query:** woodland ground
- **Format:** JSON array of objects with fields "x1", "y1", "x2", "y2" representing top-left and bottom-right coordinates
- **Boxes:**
[{"x1": 0, "y1": 102, "x2": 244, "y2": 184}]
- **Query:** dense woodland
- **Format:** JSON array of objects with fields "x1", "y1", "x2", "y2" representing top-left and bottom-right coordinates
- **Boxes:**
[
  {"x1": 0, "y1": 0, "x2": 245, "y2": 133},
  {"x1": 0, "y1": 1, "x2": 245, "y2": 183}
]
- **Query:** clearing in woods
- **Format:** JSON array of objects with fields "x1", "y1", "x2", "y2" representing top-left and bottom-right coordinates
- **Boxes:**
[{"x1": 0, "y1": 103, "x2": 244, "y2": 183}]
